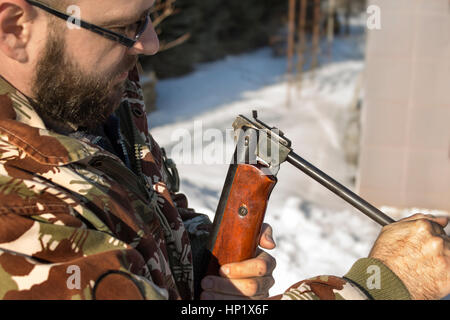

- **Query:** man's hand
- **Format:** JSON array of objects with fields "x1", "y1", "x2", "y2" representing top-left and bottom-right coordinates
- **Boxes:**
[
  {"x1": 369, "y1": 213, "x2": 450, "y2": 300},
  {"x1": 200, "y1": 223, "x2": 276, "y2": 300}
]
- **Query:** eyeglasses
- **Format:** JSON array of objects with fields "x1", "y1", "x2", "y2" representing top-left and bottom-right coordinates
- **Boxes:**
[{"x1": 26, "y1": 0, "x2": 150, "y2": 48}]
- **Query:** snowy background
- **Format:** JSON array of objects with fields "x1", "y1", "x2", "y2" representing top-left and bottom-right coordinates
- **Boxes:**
[{"x1": 148, "y1": 19, "x2": 450, "y2": 298}]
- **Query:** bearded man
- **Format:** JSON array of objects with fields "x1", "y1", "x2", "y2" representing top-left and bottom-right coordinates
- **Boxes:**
[{"x1": 0, "y1": 0, "x2": 448, "y2": 300}]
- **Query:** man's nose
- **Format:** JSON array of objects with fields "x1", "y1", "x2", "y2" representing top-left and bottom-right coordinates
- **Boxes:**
[{"x1": 129, "y1": 20, "x2": 160, "y2": 56}]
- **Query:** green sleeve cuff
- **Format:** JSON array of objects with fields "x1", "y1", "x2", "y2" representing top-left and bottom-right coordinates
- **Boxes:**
[{"x1": 344, "y1": 258, "x2": 412, "y2": 300}]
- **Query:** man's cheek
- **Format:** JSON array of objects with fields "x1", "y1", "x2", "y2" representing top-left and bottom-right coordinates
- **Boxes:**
[{"x1": 107, "y1": 83, "x2": 126, "y2": 110}]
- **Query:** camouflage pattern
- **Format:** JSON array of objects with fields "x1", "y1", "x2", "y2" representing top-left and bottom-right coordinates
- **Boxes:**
[
  {"x1": 0, "y1": 68, "x2": 212, "y2": 300},
  {"x1": 271, "y1": 257, "x2": 412, "y2": 300},
  {"x1": 271, "y1": 276, "x2": 368, "y2": 300},
  {"x1": 0, "y1": 68, "x2": 410, "y2": 300}
]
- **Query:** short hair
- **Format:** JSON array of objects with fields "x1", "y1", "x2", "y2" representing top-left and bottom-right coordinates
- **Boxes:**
[
  {"x1": 34, "y1": 0, "x2": 70, "y2": 28},
  {"x1": 39, "y1": 0, "x2": 68, "y2": 10}
]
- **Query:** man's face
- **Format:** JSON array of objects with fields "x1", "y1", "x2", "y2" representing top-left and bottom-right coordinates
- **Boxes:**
[{"x1": 29, "y1": 0, "x2": 159, "y2": 130}]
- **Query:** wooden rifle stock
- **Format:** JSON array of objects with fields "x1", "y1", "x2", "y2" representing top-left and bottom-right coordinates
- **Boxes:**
[
  {"x1": 196, "y1": 162, "x2": 277, "y2": 298},
  {"x1": 208, "y1": 163, "x2": 276, "y2": 273}
]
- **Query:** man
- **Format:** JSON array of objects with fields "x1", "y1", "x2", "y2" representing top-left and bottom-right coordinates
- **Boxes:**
[{"x1": 0, "y1": 0, "x2": 448, "y2": 300}]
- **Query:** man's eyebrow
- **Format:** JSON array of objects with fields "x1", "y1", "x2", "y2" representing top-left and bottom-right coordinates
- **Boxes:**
[{"x1": 101, "y1": 3, "x2": 154, "y2": 26}]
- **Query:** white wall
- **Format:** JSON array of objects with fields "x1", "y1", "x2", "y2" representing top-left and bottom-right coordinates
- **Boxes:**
[{"x1": 358, "y1": 0, "x2": 450, "y2": 212}]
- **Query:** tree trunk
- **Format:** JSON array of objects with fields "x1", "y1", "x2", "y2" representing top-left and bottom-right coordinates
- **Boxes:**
[
  {"x1": 296, "y1": 0, "x2": 308, "y2": 91},
  {"x1": 287, "y1": 0, "x2": 296, "y2": 107},
  {"x1": 327, "y1": 0, "x2": 336, "y2": 60},
  {"x1": 345, "y1": 0, "x2": 352, "y2": 35},
  {"x1": 310, "y1": 0, "x2": 321, "y2": 79}
]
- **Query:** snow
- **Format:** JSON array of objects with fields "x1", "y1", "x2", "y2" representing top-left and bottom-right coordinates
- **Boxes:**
[{"x1": 148, "y1": 21, "x2": 450, "y2": 299}]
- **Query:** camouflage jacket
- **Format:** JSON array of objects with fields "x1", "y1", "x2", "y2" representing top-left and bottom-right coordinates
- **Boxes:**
[
  {"x1": 0, "y1": 70, "x2": 411, "y2": 300},
  {"x1": 0, "y1": 68, "x2": 213, "y2": 300},
  {"x1": 272, "y1": 257, "x2": 411, "y2": 300}
]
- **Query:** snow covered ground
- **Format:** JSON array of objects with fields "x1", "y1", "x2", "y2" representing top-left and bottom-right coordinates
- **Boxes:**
[{"x1": 148, "y1": 21, "x2": 450, "y2": 298}]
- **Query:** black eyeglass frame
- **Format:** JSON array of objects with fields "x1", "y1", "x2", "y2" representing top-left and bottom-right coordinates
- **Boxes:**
[{"x1": 26, "y1": 0, "x2": 150, "y2": 48}]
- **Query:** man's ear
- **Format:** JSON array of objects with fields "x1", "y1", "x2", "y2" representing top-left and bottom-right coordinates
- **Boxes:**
[{"x1": 0, "y1": 1, "x2": 34, "y2": 63}]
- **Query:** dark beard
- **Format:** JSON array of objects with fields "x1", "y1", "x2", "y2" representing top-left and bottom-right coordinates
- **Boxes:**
[{"x1": 31, "y1": 31, "x2": 136, "y2": 131}]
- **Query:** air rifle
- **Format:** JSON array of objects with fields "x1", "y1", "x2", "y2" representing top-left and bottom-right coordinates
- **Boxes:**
[{"x1": 197, "y1": 110, "x2": 395, "y2": 295}]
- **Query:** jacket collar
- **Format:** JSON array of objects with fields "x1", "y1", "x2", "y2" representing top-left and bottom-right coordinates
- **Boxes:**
[{"x1": 0, "y1": 75, "x2": 106, "y2": 166}]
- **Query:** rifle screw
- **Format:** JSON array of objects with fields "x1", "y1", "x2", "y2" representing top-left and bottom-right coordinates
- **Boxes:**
[{"x1": 238, "y1": 206, "x2": 248, "y2": 217}]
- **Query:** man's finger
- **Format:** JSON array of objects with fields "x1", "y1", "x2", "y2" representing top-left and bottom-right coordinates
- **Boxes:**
[
  {"x1": 442, "y1": 235, "x2": 450, "y2": 253},
  {"x1": 400, "y1": 213, "x2": 449, "y2": 228},
  {"x1": 201, "y1": 275, "x2": 274, "y2": 297},
  {"x1": 401, "y1": 217, "x2": 448, "y2": 238},
  {"x1": 220, "y1": 251, "x2": 276, "y2": 279},
  {"x1": 430, "y1": 221, "x2": 448, "y2": 236},
  {"x1": 259, "y1": 223, "x2": 276, "y2": 249},
  {"x1": 431, "y1": 217, "x2": 448, "y2": 228}
]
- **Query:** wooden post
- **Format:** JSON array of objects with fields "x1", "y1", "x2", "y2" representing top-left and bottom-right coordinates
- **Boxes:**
[
  {"x1": 287, "y1": 0, "x2": 296, "y2": 107},
  {"x1": 296, "y1": 0, "x2": 308, "y2": 91},
  {"x1": 327, "y1": 0, "x2": 336, "y2": 61},
  {"x1": 345, "y1": 0, "x2": 352, "y2": 35},
  {"x1": 310, "y1": 0, "x2": 321, "y2": 80}
]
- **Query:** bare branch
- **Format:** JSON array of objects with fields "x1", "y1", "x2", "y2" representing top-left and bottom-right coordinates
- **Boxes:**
[{"x1": 158, "y1": 33, "x2": 191, "y2": 52}]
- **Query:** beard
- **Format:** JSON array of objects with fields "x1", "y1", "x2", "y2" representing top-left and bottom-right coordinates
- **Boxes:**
[{"x1": 31, "y1": 30, "x2": 137, "y2": 131}]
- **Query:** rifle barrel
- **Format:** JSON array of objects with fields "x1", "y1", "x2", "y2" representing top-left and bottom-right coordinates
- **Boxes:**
[{"x1": 286, "y1": 152, "x2": 395, "y2": 226}]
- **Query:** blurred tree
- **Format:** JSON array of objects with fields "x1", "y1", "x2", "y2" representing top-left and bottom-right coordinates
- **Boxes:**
[
  {"x1": 141, "y1": 0, "x2": 288, "y2": 79},
  {"x1": 141, "y1": 0, "x2": 367, "y2": 79}
]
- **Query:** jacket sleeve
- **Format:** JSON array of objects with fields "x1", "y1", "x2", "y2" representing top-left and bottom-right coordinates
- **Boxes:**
[
  {"x1": 271, "y1": 258, "x2": 411, "y2": 300},
  {"x1": 0, "y1": 214, "x2": 168, "y2": 300}
]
